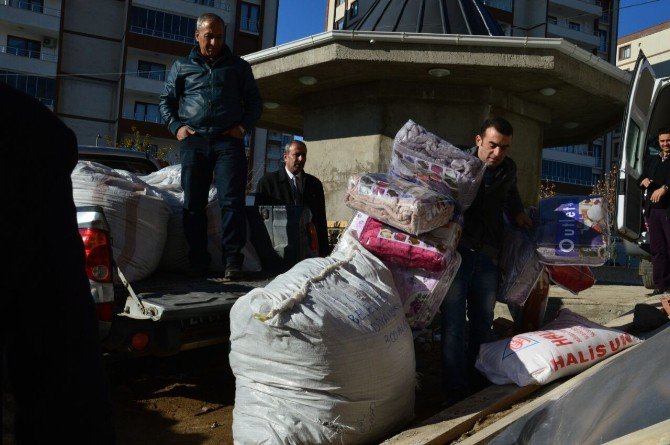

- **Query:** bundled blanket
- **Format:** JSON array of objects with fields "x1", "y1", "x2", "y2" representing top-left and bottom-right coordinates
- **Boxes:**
[
  {"x1": 389, "y1": 119, "x2": 485, "y2": 210},
  {"x1": 345, "y1": 172, "x2": 455, "y2": 235}
]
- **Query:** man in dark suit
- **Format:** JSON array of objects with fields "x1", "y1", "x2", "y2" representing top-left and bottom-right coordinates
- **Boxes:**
[{"x1": 255, "y1": 140, "x2": 330, "y2": 256}]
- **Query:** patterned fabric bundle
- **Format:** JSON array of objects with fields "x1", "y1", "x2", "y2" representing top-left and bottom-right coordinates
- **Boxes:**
[
  {"x1": 345, "y1": 172, "x2": 455, "y2": 235},
  {"x1": 389, "y1": 119, "x2": 485, "y2": 210},
  {"x1": 388, "y1": 250, "x2": 461, "y2": 329},
  {"x1": 535, "y1": 195, "x2": 610, "y2": 266},
  {"x1": 498, "y1": 225, "x2": 544, "y2": 306}
]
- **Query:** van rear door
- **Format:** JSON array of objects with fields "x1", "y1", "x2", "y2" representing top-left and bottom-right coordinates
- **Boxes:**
[{"x1": 616, "y1": 51, "x2": 658, "y2": 241}]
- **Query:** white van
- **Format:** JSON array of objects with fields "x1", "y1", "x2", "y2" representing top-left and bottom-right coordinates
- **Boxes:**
[{"x1": 616, "y1": 51, "x2": 670, "y2": 288}]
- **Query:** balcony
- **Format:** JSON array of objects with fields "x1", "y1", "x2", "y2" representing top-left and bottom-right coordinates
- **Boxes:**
[
  {"x1": 0, "y1": 45, "x2": 57, "y2": 75},
  {"x1": 124, "y1": 71, "x2": 166, "y2": 95},
  {"x1": 181, "y1": 0, "x2": 231, "y2": 11},
  {"x1": 122, "y1": 111, "x2": 163, "y2": 124},
  {"x1": 481, "y1": 0, "x2": 512, "y2": 12},
  {"x1": 547, "y1": 21, "x2": 599, "y2": 50},
  {"x1": 129, "y1": 25, "x2": 195, "y2": 45},
  {"x1": 0, "y1": 0, "x2": 60, "y2": 33},
  {"x1": 549, "y1": 0, "x2": 601, "y2": 19}
]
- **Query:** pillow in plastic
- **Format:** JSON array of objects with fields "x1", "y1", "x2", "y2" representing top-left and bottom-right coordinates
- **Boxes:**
[
  {"x1": 389, "y1": 119, "x2": 485, "y2": 211},
  {"x1": 546, "y1": 265, "x2": 596, "y2": 295},
  {"x1": 345, "y1": 172, "x2": 456, "y2": 235},
  {"x1": 498, "y1": 225, "x2": 544, "y2": 306},
  {"x1": 534, "y1": 195, "x2": 610, "y2": 266}
]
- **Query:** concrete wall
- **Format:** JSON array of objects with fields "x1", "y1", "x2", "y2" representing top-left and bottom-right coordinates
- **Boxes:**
[{"x1": 302, "y1": 81, "x2": 546, "y2": 220}]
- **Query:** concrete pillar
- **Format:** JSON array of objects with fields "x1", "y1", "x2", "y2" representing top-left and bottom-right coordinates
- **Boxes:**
[{"x1": 301, "y1": 81, "x2": 549, "y2": 220}]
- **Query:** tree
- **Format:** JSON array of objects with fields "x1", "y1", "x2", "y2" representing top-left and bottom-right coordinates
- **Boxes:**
[
  {"x1": 106, "y1": 126, "x2": 173, "y2": 165},
  {"x1": 592, "y1": 164, "x2": 619, "y2": 264}
]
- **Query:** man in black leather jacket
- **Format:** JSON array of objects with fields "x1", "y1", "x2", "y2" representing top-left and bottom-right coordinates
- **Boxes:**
[
  {"x1": 440, "y1": 117, "x2": 533, "y2": 405},
  {"x1": 159, "y1": 12, "x2": 262, "y2": 280}
]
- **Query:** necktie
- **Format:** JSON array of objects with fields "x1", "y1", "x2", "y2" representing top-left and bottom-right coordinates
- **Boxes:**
[{"x1": 292, "y1": 175, "x2": 303, "y2": 205}]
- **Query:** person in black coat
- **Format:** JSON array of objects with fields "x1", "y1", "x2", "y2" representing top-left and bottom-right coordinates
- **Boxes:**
[
  {"x1": 255, "y1": 140, "x2": 331, "y2": 256},
  {"x1": 0, "y1": 83, "x2": 115, "y2": 443},
  {"x1": 638, "y1": 127, "x2": 670, "y2": 296}
]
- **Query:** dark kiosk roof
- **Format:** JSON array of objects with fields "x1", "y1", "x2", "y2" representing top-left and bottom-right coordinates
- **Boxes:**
[{"x1": 349, "y1": 0, "x2": 504, "y2": 36}]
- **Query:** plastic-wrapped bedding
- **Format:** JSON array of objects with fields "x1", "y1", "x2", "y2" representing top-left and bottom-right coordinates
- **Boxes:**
[
  {"x1": 141, "y1": 165, "x2": 261, "y2": 273},
  {"x1": 344, "y1": 212, "x2": 452, "y2": 272},
  {"x1": 229, "y1": 233, "x2": 415, "y2": 445},
  {"x1": 334, "y1": 212, "x2": 463, "y2": 329},
  {"x1": 475, "y1": 309, "x2": 641, "y2": 387},
  {"x1": 545, "y1": 265, "x2": 595, "y2": 295},
  {"x1": 498, "y1": 225, "x2": 544, "y2": 306},
  {"x1": 389, "y1": 119, "x2": 486, "y2": 210},
  {"x1": 534, "y1": 195, "x2": 609, "y2": 266},
  {"x1": 344, "y1": 172, "x2": 456, "y2": 235},
  {"x1": 71, "y1": 161, "x2": 169, "y2": 281}
]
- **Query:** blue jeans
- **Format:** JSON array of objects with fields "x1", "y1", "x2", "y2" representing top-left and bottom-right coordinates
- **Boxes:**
[
  {"x1": 180, "y1": 134, "x2": 247, "y2": 269},
  {"x1": 440, "y1": 247, "x2": 498, "y2": 395}
]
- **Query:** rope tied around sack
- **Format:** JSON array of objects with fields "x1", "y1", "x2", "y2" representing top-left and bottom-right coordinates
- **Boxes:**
[{"x1": 253, "y1": 250, "x2": 357, "y2": 322}]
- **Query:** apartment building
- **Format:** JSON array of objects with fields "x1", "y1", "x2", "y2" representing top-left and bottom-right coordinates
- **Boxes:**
[
  {"x1": 1, "y1": 0, "x2": 278, "y2": 169},
  {"x1": 617, "y1": 21, "x2": 670, "y2": 76},
  {"x1": 325, "y1": 0, "x2": 620, "y2": 196}
]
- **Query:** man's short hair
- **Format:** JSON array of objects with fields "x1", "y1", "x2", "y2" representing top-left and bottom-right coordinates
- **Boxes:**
[
  {"x1": 658, "y1": 127, "x2": 670, "y2": 136},
  {"x1": 197, "y1": 13, "x2": 225, "y2": 30},
  {"x1": 284, "y1": 140, "x2": 306, "y2": 154},
  {"x1": 480, "y1": 117, "x2": 513, "y2": 137}
]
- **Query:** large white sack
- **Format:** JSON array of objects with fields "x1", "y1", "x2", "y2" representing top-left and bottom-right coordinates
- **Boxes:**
[
  {"x1": 141, "y1": 165, "x2": 261, "y2": 273},
  {"x1": 229, "y1": 233, "x2": 415, "y2": 444},
  {"x1": 71, "y1": 161, "x2": 169, "y2": 281},
  {"x1": 475, "y1": 309, "x2": 641, "y2": 386}
]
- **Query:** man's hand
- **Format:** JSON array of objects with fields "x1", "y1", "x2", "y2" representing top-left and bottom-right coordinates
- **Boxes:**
[
  {"x1": 650, "y1": 186, "x2": 668, "y2": 203},
  {"x1": 515, "y1": 212, "x2": 533, "y2": 229},
  {"x1": 177, "y1": 126, "x2": 195, "y2": 141},
  {"x1": 227, "y1": 125, "x2": 245, "y2": 139},
  {"x1": 641, "y1": 178, "x2": 653, "y2": 188}
]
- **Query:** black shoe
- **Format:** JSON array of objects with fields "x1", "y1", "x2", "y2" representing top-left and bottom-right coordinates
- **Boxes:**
[
  {"x1": 224, "y1": 265, "x2": 244, "y2": 281},
  {"x1": 647, "y1": 289, "x2": 666, "y2": 296}
]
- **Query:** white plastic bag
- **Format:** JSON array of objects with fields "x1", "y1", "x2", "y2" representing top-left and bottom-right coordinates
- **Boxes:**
[{"x1": 229, "y1": 233, "x2": 415, "y2": 444}]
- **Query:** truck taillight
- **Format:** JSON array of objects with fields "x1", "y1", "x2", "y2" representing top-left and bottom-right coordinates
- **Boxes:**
[{"x1": 79, "y1": 228, "x2": 112, "y2": 283}]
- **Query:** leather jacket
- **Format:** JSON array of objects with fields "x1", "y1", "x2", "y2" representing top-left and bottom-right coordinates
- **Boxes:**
[{"x1": 159, "y1": 45, "x2": 262, "y2": 138}]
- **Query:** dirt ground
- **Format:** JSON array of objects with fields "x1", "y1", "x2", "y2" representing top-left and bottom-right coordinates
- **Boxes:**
[{"x1": 3, "y1": 284, "x2": 650, "y2": 445}]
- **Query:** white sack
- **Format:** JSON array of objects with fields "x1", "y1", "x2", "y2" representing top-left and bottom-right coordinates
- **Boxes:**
[
  {"x1": 141, "y1": 165, "x2": 261, "y2": 272},
  {"x1": 475, "y1": 309, "x2": 641, "y2": 386},
  {"x1": 71, "y1": 161, "x2": 169, "y2": 281},
  {"x1": 229, "y1": 233, "x2": 415, "y2": 444}
]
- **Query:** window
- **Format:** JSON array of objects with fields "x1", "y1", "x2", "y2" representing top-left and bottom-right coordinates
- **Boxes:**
[
  {"x1": 137, "y1": 60, "x2": 166, "y2": 81},
  {"x1": 337, "y1": 0, "x2": 345, "y2": 5},
  {"x1": 130, "y1": 6, "x2": 196, "y2": 44},
  {"x1": 568, "y1": 22, "x2": 580, "y2": 31},
  {"x1": 0, "y1": 70, "x2": 55, "y2": 106},
  {"x1": 619, "y1": 45, "x2": 631, "y2": 60},
  {"x1": 349, "y1": 1, "x2": 358, "y2": 19},
  {"x1": 11, "y1": 0, "x2": 44, "y2": 13},
  {"x1": 542, "y1": 160, "x2": 596, "y2": 185},
  {"x1": 240, "y1": 2, "x2": 260, "y2": 33},
  {"x1": 598, "y1": 30, "x2": 608, "y2": 53},
  {"x1": 335, "y1": 18, "x2": 344, "y2": 30},
  {"x1": 547, "y1": 15, "x2": 557, "y2": 25},
  {"x1": 134, "y1": 102, "x2": 161, "y2": 123},
  {"x1": 7, "y1": 35, "x2": 41, "y2": 59}
]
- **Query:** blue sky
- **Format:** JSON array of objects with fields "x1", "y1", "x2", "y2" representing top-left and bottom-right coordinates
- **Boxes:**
[{"x1": 275, "y1": 0, "x2": 669, "y2": 45}]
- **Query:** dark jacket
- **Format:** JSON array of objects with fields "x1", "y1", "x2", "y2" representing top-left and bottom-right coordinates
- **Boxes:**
[
  {"x1": 159, "y1": 45, "x2": 262, "y2": 137},
  {"x1": 255, "y1": 168, "x2": 330, "y2": 256},
  {"x1": 459, "y1": 146, "x2": 525, "y2": 259},
  {"x1": 638, "y1": 153, "x2": 670, "y2": 215}
]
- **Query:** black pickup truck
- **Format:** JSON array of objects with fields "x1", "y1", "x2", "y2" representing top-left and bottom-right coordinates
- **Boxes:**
[{"x1": 76, "y1": 146, "x2": 315, "y2": 358}]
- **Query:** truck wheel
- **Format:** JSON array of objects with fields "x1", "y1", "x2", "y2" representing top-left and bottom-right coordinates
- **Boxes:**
[{"x1": 639, "y1": 259, "x2": 654, "y2": 289}]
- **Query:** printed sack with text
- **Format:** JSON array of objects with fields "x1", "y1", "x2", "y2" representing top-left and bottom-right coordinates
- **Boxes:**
[{"x1": 475, "y1": 309, "x2": 641, "y2": 386}]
